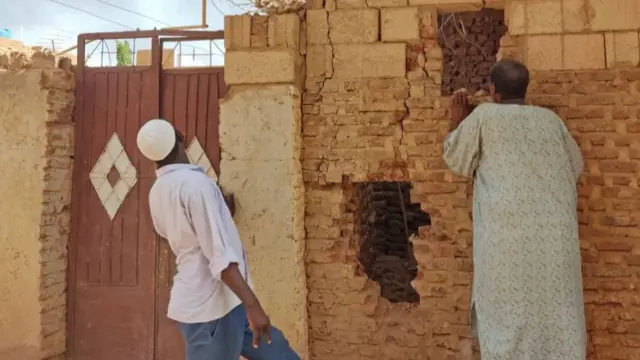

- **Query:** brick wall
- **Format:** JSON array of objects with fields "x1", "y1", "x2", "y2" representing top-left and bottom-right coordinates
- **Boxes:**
[
  {"x1": 223, "y1": 0, "x2": 640, "y2": 358},
  {"x1": 0, "y1": 45, "x2": 75, "y2": 360},
  {"x1": 39, "y1": 66, "x2": 75, "y2": 360},
  {"x1": 530, "y1": 68, "x2": 640, "y2": 359},
  {"x1": 301, "y1": 2, "x2": 640, "y2": 360},
  {"x1": 304, "y1": 4, "x2": 480, "y2": 357}
]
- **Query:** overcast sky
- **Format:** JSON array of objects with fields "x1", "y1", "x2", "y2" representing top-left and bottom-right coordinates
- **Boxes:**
[{"x1": 0, "y1": 0, "x2": 249, "y2": 66}]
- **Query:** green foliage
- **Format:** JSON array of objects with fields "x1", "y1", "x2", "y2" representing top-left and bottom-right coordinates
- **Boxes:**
[{"x1": 116, "y1": 40, "x2": 133, "y2": 67}]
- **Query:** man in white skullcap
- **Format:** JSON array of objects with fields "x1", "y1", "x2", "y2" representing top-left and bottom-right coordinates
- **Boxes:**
[{"x1": 137, "y1": 119, "x2": 300, "y2": 360}]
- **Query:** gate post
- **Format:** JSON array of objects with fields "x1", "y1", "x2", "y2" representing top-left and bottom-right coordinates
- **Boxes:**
[{"x1": 219, "y1": 14, "x2": 308, "y2": 358}]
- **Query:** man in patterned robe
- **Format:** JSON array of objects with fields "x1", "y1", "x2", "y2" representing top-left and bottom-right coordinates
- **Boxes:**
[{"x1": 443, "y1": 59, "x2": 587, "y2": 360}]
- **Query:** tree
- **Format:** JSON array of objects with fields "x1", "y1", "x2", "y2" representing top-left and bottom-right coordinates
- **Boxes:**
[{"x1": 116, "y1": 40, "x2": 133, "y2": 67}]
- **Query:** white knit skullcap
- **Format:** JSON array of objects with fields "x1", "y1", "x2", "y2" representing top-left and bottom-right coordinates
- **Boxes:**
[{"x1": 136, "y1": 119, "x2": 176, "y2": 161}]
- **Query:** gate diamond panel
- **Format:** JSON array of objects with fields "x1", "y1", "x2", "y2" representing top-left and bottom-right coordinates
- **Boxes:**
[
  {"x1": 89, "y1": 133, "x2": 138, "y2": 220},
  {"x1": 187, "y1": 137, "x2": 218, "y2": 182}
]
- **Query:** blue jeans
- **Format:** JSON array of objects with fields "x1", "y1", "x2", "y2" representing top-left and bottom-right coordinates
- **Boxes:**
[{"x1": 177, "y1": 305, "x2": 300, "y2": 360}]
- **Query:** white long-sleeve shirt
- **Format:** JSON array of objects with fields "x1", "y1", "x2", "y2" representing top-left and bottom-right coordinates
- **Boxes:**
[{"x1": 148, "y1": 164, "x2": 252, "y2": 323}]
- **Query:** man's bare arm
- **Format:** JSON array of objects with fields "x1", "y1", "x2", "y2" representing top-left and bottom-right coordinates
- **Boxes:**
[
  {"x1": 221, "y1": 264, "x2": 271, "y2": 347},
  {"x1": 221, "y1": 263, "x2": 259, "y2": 308}
]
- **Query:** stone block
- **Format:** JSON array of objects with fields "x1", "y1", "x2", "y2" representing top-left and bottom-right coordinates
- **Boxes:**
[
  {"x1": 307, "y1": 45, "x2": 333, "y2": 77},
  {"x1": 524, "y1": 35, "x2": 562, "y2": 70},
  {"x1": 605, "y1": 32, "x2": 640, "y2": 68},
  {"x1": 336, "y1": 0, "x2": 366, "y2": 8},
  {"x1": 381, "y1": 7, "x2": 420, "y2": 42},
  {"x1": 407, "y1": 0, "x2": 482, "y2": 11},
  {"x1": 333, "y1": 43, "x2": 406, "y2": 78},
  {"x1": 563, "y1": 34, "x2": 606, "y2": 70},
  {"x1": 220, "y1": 85, "x2": 301, "y2": 162},
  {"x1": 506, "y1": 1, "x2": 526, "y2": 36},
  {"x1": 526, "y1": 0, "x2": 562, "y2": 34},
  {"x1": 224, "y1": 15, "x2": 252, "y2": 50},
  {"x1": 562, "y1": 0, "x2": 589, "y2": 32},
  {"x1": 328, "y1": 9, "x2": 379, "y2": 44},
  {"x1": 225, "y1": 49, "x2": 301, "y2": 85},
  {"x1": 307, "y1": 0, "x2": 324, "y2": 8},
  {"x1": 590, "y1": 0, "x2": 640, "y2": 31},
  {"x1": 268, "y1": 14, "x2": 301, "y2": 50},
  {"x1": 367, "y1": 0, "x2": 408, "y2": 7},
  {"x1": 307, "y1": 10, "x2": 329, "y2": 45}
]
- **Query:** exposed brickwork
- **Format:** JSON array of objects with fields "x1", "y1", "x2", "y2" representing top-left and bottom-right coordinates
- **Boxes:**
[
  {"x1": 303, "y1": 7, "x2": 478, "y2": 358},
  {"x1": 303, "y1": 5, "x2": 640, "y2": 360},
  {"x1": 528, "y1": 68, "x2": 640, "y2": 360},
  {"x1": 437, "y1": 9, "x2": 506, "y2": 95},
  {"x1": 38, "y1": 68, "x2": 75, "y2": 360},
  {"x1": 0, "y1": 39, "x2": 75, "y2": 359}
]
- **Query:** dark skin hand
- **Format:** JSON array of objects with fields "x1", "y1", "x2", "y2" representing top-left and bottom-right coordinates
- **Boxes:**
[
  {"x1": 221, "y1": 263, "x2": 272, "y2": 348},
  {"x1": 450, "y1": 89, "x2": 475, "y2": 130}
]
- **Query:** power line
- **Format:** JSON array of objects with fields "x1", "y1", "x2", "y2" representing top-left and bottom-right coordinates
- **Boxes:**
[
  {"x1": 47, "y1": 0, "x2": 223, "y2": 59},
  {"x1": 206, "y1": 0, "x2": 246, "y2": 55},
  {"x1": 95, "y1": 0, "x2": 171, "y2": 27},
  {"x1": 208, "y1": 0, "x2": 230, "y2": 17},
  {"x1": 48, "y1": 0, "x2": 132, "y2": 29},
  {"x1": 95, "y1": 0, "x2": 225, "y2": 55}
]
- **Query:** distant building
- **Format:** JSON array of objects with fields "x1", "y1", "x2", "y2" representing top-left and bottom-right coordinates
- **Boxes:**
[{"x1": 0, "y1": 29, "x2": 12, "y2": 39}]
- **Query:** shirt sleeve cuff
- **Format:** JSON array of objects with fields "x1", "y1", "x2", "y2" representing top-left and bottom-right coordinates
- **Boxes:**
[{"x1": 208, "y1": 249, "x2": 241, "y2": 281}]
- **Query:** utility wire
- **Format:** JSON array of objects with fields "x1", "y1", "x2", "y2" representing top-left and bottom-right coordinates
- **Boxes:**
[
  {"x1": 96, "y1": 0, "x2": 172, "y2": 27},
  {"x1": 96, "y1": 0, "x2": 225, "y2": 55},
  {"x1": 47, "y1": 0, "x2": 223, "y2": 59},
  {"x1": 48, "y1": 0, "x2": 132, "y2": 29},
  {"x1": 208, "y1": 0, "x2": 231, "y2": 16}
]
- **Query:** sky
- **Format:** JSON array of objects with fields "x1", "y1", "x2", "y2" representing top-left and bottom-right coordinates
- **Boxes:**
[{"x1": 0, "y1": 0, "x2": 251, "y2": 66}]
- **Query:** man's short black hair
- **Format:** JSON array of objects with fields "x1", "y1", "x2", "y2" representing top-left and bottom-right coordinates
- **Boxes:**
[{"x1": 490, "y1": 59, "x2": 530, "y2": 100}]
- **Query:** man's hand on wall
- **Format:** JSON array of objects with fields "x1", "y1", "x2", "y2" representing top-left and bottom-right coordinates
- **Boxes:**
[
  {"x1": 223, "y1": 193, "x2": 236, "y2": 217},
  {"x1": 451, "y1": 88, "x2": 474, "y2": 130},
  {"x1": 218, "y1": 186, "x2": 236, "y2": 216}
]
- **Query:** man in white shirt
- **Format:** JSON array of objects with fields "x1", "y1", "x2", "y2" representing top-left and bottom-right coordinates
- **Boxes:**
[{"x1": 137, "y1": 119, "x2": 300, "y2": 360}]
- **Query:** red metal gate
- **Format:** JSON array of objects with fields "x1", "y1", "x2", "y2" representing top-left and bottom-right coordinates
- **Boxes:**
[{"x1": 68, "y1": 30, "x2": 226, "y2": 360}]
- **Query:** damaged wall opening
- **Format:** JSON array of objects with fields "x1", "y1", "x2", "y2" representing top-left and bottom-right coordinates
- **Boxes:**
[
  {"x1": 437, "y1": 8, "x2": 506, "y2": 96},
  {"x1": 353, "y1": 182, "x2": 430, "y2": 304}
]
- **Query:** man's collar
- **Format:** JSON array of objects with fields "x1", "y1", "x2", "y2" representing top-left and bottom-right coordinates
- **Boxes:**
[{"x1": 155, "y1": 163, "x2": 204, "y2": 177}]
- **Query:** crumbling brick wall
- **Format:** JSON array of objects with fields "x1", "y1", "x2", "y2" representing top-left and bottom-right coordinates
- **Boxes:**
[
  {"x1": 224, "y1": 2, "x2": 640, "y2": 358},
  {"x1": 302, "y1": 2, "x2": 640, "y2": 360},
  {"x1": 38, "y1": 66, "x2": 75, "y2": 360},
  {"x1": 0, "y1": 45, "x2": 75, "y2": 360},
  {"x1": 304, "y1": 5, "x2": 480, "y2": 358}
]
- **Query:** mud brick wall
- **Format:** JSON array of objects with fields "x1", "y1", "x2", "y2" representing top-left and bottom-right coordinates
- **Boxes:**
[
  {"x1": 529, "y1": 68, "x2": 640, "y2": 360},
  {"x1": 39, "y1": 68, "x2": 75, "y2": 360},
  {"x1": 304, "y1": 4, "x2": 482, "y2": 358},
  {"x1": 438, "y1": 9, "x2": 506, "y2": 95},
  {"x1": 223, "y1": 0, "x2": 640, "y2": 358},
  {"x1": 303, "y1": 1, "x2": 640, "y2": 359},
  {"x1": 0, "y1": 47, "x2": 75, "y2": 360}
]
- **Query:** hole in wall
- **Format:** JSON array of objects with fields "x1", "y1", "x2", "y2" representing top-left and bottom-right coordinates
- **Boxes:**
[
  {"x1": 353, "y1": 181, "x2": 430, "y2": 304},
  {"x1": 437, "y1": 8, "x2": 507, "y2": 96}
]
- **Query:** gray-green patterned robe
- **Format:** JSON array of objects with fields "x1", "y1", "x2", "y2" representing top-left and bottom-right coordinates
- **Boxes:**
[{"x1": 443, "y1": 103, "x2": 587, "y2": 360}]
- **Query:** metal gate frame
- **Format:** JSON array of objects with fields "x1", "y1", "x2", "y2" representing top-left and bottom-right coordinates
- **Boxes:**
[{"x1": 68, "y1": 29, "x2": 225, "y2": 360}]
